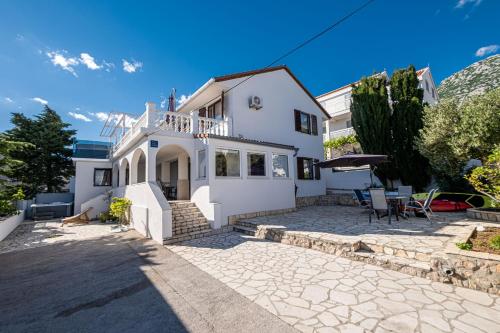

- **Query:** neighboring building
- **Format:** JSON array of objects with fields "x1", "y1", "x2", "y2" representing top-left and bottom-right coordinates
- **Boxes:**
[
  {"x1": 317, "y1": 67, "x2": 439, "y2": 191},
  {"x1": 71, "y1": 66, "x2": 330, "y2": 243},
  {"x1": 318, "y1": 67, "x2": 439, "y2": 145}
]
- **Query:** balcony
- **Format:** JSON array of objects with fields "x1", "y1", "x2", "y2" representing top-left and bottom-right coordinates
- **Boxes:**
[
  {"x1": 329, "y1": 127, "x2": 355, "y2": 139},
  {"x1": 111, "y1": 103, "x2": 231, "y2": 154}
]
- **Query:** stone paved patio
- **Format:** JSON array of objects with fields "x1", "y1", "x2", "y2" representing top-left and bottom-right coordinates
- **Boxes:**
[
  {"x1": 168, "y1": 232, "x2": 500, "y2": 333},
  {"x1": 239, "y1": 206, "x2": 486, "y2": 261},
  {"x1": 0, "y1": 220, "x2": 116, "y2": 254}
]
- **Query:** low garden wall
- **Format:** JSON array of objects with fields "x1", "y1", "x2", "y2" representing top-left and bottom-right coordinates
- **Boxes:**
[
  {"x1": 467, "y1": 208, "x2": 500, "y2": 222},
  {"x1": 0, "y1": 210, "x2": 25, "y2": 241},
  {"x1": 295, "y1": 193, "x2": 356, "y2": 208}
]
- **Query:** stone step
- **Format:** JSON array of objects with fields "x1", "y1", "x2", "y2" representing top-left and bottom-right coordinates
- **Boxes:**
[
  {"x1": 351, "y1": 250, "x2": 432, "y2": 278},
  {"x1": 173, "y1": 224, "x2": 211, "y2": 236},
  {"x1": 173, "y1": 218, "x2": 209, "y2": 224},
  {"x1": 172, "y1": 213, "x2": 205, "y2": 220},
  {"x1": 362, "y1": 243, "x2": 432, "y2": 262},
  {"x1": 164, "y1": 226, "x2": 233, "y2": 245},
  {"x1": 232, "y1": 225, "x2": 257, "y2": 236}
]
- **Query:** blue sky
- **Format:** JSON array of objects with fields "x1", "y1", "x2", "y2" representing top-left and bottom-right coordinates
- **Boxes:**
[{"x1": 0, "y1": 0, "x2": 498, "y2": 141}]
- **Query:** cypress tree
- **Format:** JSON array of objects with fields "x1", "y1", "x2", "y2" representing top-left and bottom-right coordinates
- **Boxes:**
[
  {"x1": 390, "y1": 66, "x2": 431, "y2": 191},
  {"x1": 351, "y1": 75, "x2": 396, "y2": 185}
]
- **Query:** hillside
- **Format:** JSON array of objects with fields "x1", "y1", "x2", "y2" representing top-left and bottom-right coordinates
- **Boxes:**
[{"x1": 438, "y1": 54, "x2": 500, "y2": 102}]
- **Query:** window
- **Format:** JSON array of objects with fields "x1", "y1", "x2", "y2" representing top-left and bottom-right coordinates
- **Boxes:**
[
  {"x1": 322, "y1": 122, "x2": 327, "y2": 134},
  {"x1": 205, "y1": 100, "x2": 223, "y2": 120},
  {"x1": 425, "y1": 80, "x2": 429, "y2": 92},
  {"x1": 272, "y1": 154, "x2": 289, "y2": 178},
  {"x1": 296, "y1": 157, "x2": 320, "y2": 180},
  {"x1": 346, "y1": 120, "x2": 352, "y2": 128},
  {"x1": 432, "y1": 87, "x2": 435, "y2": 99},
  {"x1": 198, "y1": 150, "x2": 206, "y2": 179},
  {"x1": 247, "y1": 152, "x2": 266, "y2": 176},
  {"x1": 94, "y1": 168, "x2": 112, "y2": 186},
  {"x1": 215, "y1": 149, "x2": 240, "y2": 177},
  {"x1": 294, "y1": 110, "x2": 318, "y2": 135}
]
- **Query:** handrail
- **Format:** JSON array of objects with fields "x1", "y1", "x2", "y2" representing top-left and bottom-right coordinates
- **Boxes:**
[{"x1": 113, "y1": 110, "x2": 230, "y2": 152}]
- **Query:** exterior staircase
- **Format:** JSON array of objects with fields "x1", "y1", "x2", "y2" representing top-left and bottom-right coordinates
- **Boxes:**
[{"x1": 163, "y1": 201, "x2": 232, "y2": 245}]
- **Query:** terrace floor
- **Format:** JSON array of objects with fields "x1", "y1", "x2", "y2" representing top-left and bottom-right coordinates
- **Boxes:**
[
  {"x1": 168, "y1": 232, "x2": 500, "y2": 333},
  {"x1": 237, "y1": 206, "x2": 490, "y2": 262}
]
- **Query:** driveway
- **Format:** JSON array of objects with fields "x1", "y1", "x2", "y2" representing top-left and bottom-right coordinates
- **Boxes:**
[
  {"x1": 0, "y1": 231, "x2": 294, "y2": 333},
  {"x1": 168, "y1": 232, "x2": 500, "y2": 333}
]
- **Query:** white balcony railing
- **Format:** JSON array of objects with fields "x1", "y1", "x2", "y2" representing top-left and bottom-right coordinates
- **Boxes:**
[
  {"x1": 112, "y1": 103, "x2": 231, "y2": 152},
  {"x1": 329, "y1": 127, "x2": 355, "y2": 139}
]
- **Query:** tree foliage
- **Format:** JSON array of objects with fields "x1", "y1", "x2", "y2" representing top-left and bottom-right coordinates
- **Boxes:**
[
  {"x1": 323, "y1": 134, "x2": 359, "y2": 158},
  {"x1": 390, "y1": 66, "x2": 431, "y2": 191},
  {"x1": 5, "y1": 106, "x2": 76, "y2": 196},
  {"x1": 350, "y1": 75, "x2": 396, "y2": 184},
  {"x1": 465, "y1": 146, "x2": 500, "y2": 206},
  {"x1": 417, "y1": 88, "x2": 500, "y2": 190}
]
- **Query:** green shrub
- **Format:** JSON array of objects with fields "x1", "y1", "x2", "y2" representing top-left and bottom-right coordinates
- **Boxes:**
[
  {"x1": 489, "y1": 235, "x2": 500, "y2": 250},
  {"x1": 456, "y1": 242, "x2": 472, "y2": 251},
  {"x1": 11, "y1": 188, "x2": 25, "y2": 201},
  {"x1": 109, "y1": 197, "x2": 132, "y2": 225},
  {"x1": 0, "y1": 200, "x2": 17, "y2": 217}
]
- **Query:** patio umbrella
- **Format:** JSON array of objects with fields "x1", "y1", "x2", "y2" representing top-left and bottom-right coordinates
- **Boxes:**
[{"x1": 315, "y1": 154, "x2": 388, "y2": 186}]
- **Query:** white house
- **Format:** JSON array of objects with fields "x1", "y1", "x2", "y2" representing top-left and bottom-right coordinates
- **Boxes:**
[
  {"x1": 317, "y1": 67, "x2": 439, "y2": 191},
  {"x1": 318, "y1": 67, "x2": 438, "y2": 143},
  {"x1": 71, "y1": 66, "x2": 330, "y2": 243}
]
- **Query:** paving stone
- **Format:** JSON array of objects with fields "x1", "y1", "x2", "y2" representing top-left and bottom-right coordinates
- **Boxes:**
[
  {"x1": 302, "y1": 285, "x2": 329, "y2": 304},
  {"x1": 166, "y1": 232, "x2": 500, "y2": 333}
]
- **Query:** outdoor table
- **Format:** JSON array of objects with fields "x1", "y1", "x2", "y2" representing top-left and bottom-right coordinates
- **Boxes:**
[{"x1": 384, "y1": 194, "x2": 409, "y2": 221}]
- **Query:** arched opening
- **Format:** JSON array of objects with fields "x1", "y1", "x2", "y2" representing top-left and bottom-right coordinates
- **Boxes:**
[
  {"x1": 155, "y1": 145, "x2": 191, "y2": 200},
  {"x1": 119, "y1": 158, "x2": 130, "y2": 186},
  {"x1": 112, "y1": 163, "x2": 120, "y2": 187},
  {"x1": 131, "y1": 148, "x2": 146, "y2": 184}
]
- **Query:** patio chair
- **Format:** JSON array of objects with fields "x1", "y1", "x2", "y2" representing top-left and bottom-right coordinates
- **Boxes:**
[
  {"x1": 398, "y1": 185, "x2": 413, "y2": 217},
  {"x1": 353, "y1": 189, "x2": 370, "y2": 208},
  {"x1": 405, "y1": 188, "x2": 437, "y2": 222},
  {"x1": 368, "y1": 188, "x2": 391, "y2": 224}
]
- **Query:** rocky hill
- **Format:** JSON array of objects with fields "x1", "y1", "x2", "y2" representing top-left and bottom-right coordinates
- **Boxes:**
[{"x1": 438, "y1": 54, "x2": 499, "y2": 103}]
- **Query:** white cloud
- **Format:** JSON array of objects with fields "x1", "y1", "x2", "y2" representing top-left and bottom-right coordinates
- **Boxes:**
[
  {"x1": 68, "y1": 112, "x2": 92, "y2": 122},
  {"x1": 4, "y1": 97, "x2": 14, "y2": 103},
  {"x1": 475, "y1": 44, "x2": 499, "y2": 57},
  {"x1": 89, "y1": 112, "x2": 109, "y2": 122},
  {"x1": 46, "y1": 50, "x2": 79, "y2": 77},
  {"x1": 103, "y1": 60, "x2": 115, "y2": 72},
  {"x1": 79, "y1": 53, "x2": 102, "y2": 70},
  {"x1": 177, "y1": 94, "x2": 191, "y2": 105},
  {"x1": 31, "y1": 97, "x2": 48, "y2": 105},
  {"x1": 455, "y1": 0, "x2": 482, "y2": 8},
  {"x1": 122, "y1": 59, "x2": 143, "y2": 73}
]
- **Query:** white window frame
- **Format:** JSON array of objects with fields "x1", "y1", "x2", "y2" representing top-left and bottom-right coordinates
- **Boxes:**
[
  {"x1": 215, "y1": 148, "x2": 241, "y2": 178},
  {"x1": 247, "y1": 151, "x2": 267, "y2": 178},
  {"x1": 272, "y1": 153, "x2": 289, "y2": 179},
  {"x1": 197, "y1": 149, "x2": 207, "y2": 179}
]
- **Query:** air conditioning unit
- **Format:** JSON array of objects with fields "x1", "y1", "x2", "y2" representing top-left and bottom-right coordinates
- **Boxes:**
[{"x1": 248, "y1": 95, "x2": 263, "y2": 110}]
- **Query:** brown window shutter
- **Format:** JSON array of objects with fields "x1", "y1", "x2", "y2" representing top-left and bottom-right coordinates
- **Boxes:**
[
  {"x1": 314, "y1": 159, "x2": 321, "y2": 180},
  {"x1": 294, "y1": 110, "x2": 301, "y2": 132},
  {"x1": 297, "y1": 157, "x2": 304, "y2": 179},
  {"x1": 311, "y1": 115, "x2": 318, "y2": 136},
  {"x1": 199, "y1": 107, "x2": 206, "y2": 117}
]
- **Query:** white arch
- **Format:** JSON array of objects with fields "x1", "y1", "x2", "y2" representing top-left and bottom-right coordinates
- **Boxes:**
[
  {"x1": 112, "y1": 163, "x2": 120, "y2": 187},
  {"x1": 130, "y1": 148, "x2": 146, "y2": 184},
  {"x1": 119, "y1": 158, "x2": 130, "y2": 186}
]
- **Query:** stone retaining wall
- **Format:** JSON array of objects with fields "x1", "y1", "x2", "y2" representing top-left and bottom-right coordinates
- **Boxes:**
[
  {"x1": 295, "y1": 194, "x2": 356, "y2": 208},
  {"x1": 227, "y1": 208, "x2": 296, "y2": 225},
  {"x1": 467, "y1": 208, "x2": 500, "y2": 222}
]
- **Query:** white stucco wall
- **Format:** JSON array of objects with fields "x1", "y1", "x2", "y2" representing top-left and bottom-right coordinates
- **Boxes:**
[
  {"x1": 0, "y1": 210, "x2": 25, "y2": 241},
  {"x1": 73, "y1": 159, "x2": 112, "y2": 214},
  {"x1": 114, "y1": 182, "x2": 172, "y2": 243},
  {"x1": 217, "y1": 69, "x2": 326, "y2": 197},
  {"x1": 207, "y1": 138, "x2": 296, "y2": 225}
]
